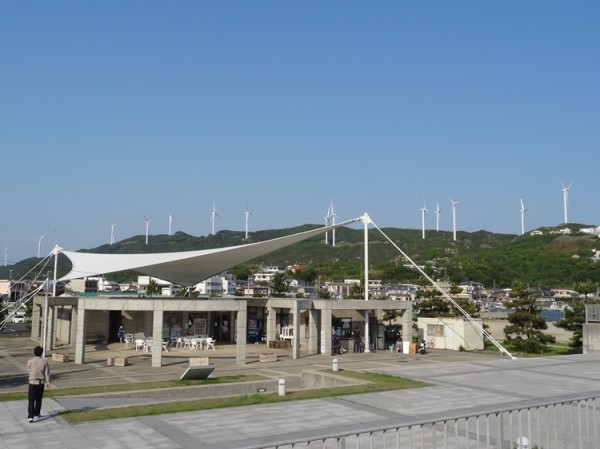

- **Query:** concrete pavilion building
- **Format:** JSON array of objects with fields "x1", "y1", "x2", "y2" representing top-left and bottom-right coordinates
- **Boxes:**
[{"x1": 31, "y1": 217, "x2": 413, "y2": 367}]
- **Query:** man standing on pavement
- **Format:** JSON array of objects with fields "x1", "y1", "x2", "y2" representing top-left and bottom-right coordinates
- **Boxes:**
[{"x1": 27, "y1": 346, "x2": 51, "y2": 422}]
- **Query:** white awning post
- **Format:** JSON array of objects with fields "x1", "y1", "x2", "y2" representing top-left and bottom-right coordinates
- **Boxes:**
[
  {"x1": 42, "y1": 273, "x2": 49, "y2": 358},
  {"x1": 52, "y1": 245, "x2": 60, "y2": 297},
  {"x1": 362, "y1": 213, "x2": 371, "y2": 352}
]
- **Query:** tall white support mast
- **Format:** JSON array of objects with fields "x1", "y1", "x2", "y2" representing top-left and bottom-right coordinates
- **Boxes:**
[{"x1": 362, "y1": 213, "x2": 371, "y2": 352}]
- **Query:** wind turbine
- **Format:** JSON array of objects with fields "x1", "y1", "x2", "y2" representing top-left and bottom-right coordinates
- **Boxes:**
[
  {"x1": 143, "y1": 216, "x2": 151, "y2": 245},
  {"x1": 448, "y1": 197, "x2": 461, "y2": 241},
  {"x1": 435, "y1": 202, "x2": 442, "y2": 232},
  {"x1": 210, "y1": 202, "x2": 220, "y2": 236},
  {"x1": 36, "y1": 233, "x2": 46, "y2": 258},
  {"x1": 244, "y1": 204, "x2": 253, "y2": 240},
  {"x1": 329, "y1": 199, "x2": 338, "y2": 247},
  {"x1": 110, "y1": 223, "x2": 118, "y2": 245},
  {"x1": 519, "y1": 199, "x2": 527, "y2": 235},
  {"x1": 3, "y1": 245, "x2": 7, "y2": 267},
  {"x1": 168, "y1": 211, "x2": 173, "y2": 236},
  {"x1": 324, "y1": 203, "x2": 332, "y2": 245},
  {"x1": 561, "y1": 181, "x2": 572, "y2": 224},
  {"x1": 420, "y1": 200, "x2": 428, "y2": 239}
]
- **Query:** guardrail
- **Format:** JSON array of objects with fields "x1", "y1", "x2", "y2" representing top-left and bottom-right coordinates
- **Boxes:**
[{"x1": 238, "y1": 392, "x2": 600, "y2": 449}]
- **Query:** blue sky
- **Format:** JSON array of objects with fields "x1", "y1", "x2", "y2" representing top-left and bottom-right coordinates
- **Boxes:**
[{"x1": 2, "y1": 2, "x2": 599, "y2": 263}]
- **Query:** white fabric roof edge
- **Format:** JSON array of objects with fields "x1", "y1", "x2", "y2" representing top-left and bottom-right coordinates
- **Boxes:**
[{"x1": 58, "y1": 217, "x2": 362, "y2": 286}]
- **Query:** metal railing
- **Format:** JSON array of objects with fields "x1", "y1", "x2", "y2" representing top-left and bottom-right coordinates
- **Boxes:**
[{"x1": 237, "y1": 392, "x2": 600, "y2": 449}]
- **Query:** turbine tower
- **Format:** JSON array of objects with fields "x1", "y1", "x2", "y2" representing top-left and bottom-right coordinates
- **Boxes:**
[
  {"x1": 561, "y1": 181, "x2": 572, "y2": 224},
  {"x1": 143, "y1": 216, "x2": 151, "y2": 245},
  {"x1": 36, "y1": 233, "x2": 46, "y2": 258},
  {"x1": 420, "y1": 201, "x2": 428, "y2": 239},
  {"x1": 448, "y1": 197, "x2": 461, "y2": 241},
  {"x1": 244, "y1": 204, "x2": 253, "y2": 240},
  {"x1": 110, "y1": 223, "x2": 118, "y2": 245},
  {"x1": 3, "y1": 246, "x2": 7, "y2": 267},
  {"x1": 519, "y1": 199, "x2": 527, "y2": 235},
  {"x1": 168, "y1": 211, "x2": 173, "y2": 236},
  {"x1": 324, "y1": 203, "x2": 332, "y2": 245},
  {"x1": 435, "y1": 202, "x2": 441, "y2": 231},
  {"x1": 329, "y1": 199, "x2": 338, "y2": 247},
  {"x1": 210, "y1": 202, "x2": 220, "y2": 236}
]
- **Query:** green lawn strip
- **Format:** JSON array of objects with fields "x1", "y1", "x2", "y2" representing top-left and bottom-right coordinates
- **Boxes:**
[
  {"x1": 60, "y1": 370, "x2": 428, "y2": 424},
  {"x1": 0, "y1": 374, "x2": 264, "y2": 402},
  {"x1": 484, "y1": 340, "x2": 572, "y2": 357}
]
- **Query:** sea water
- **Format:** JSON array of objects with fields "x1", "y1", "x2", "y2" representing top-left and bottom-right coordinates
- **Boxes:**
[{"x1": 489, "y1": 307, "x2": 564, "y2": 322}]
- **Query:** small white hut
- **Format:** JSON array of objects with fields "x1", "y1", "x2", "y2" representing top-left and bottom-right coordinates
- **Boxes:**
[{"x1": 417, "y1": 317, "x2": 484, "y2": 351}]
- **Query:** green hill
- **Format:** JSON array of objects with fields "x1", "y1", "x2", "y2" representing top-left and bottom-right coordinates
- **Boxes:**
[{"x1": 1, "y1": 224, "x2": 598, "y2": 290}]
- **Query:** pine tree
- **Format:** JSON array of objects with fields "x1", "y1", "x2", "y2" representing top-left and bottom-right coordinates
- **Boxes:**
[
  {"x1": 270, "y1": 272, "x2": 288, "y2": 297},
  {"x1": 504, "y1": 279, "x2": 555, "y2": 353}
]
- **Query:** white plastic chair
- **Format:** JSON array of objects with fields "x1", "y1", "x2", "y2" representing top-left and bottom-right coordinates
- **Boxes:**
[
  {"x1": 124, "y1": 334, "x2": 135, "y2": 349},
  {"x1": 191, "y1": 338, "x2": 202, "y2": 350},
  {"x1": 135, "y1": 338, "x2": 146, "y2": 351},
  {"x1": 144, "y1": 338, "x2": 153, "y2": 352},
  {"x1": 205, "y1": 337, "x2": 216, "y2": 350},
  {"x1": 175, "y1": 337, "x2": 184, "y2": 349}
]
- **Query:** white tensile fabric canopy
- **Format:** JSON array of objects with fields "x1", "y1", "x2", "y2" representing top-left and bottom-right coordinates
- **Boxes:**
[{"x1": 58, "y1": 218, "x2": 360, "y2": 286}]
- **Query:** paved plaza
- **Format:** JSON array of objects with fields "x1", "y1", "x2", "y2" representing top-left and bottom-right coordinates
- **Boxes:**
[{"x1": 2, "y1": 334, "x2": 600, "y2": 448}]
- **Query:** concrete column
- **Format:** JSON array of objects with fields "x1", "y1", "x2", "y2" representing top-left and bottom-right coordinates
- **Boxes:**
[
  {"x1": 75, "y1": 299, "x2": 87, "y2": 364},
  {"x1": 70, "y1": 305, "x2": 78, "y2": 346},
  {"x1": 236, "y1": 308, "x2": 247, "y2": 365},
  {"x1": 266, "y1": 306, "x2": 277, "y2": 343},
  {"x1": 402, "y1": 304, "x2": 413, "y2": 343},
  {"x1": 292, "y1": 301, "x2": 300, "y2": 360},
  {"x1": 47, "y1": 305, "x2": 55, "y2": 350},
  {"x1": 151, "y1": 306, "x2": 164, "y2": 368},
  {"x1": 321, "y1": 307, "x2": 332, "y2": 356},
  {"x1": 229, "y1": 311, "x2": 235, "y2": 343},
  {"x1": 307, "y1": 308, "x2": 319, "y2": 354},
  {"x1": 31, "y1": 298, "x2": 41, "y2": 341}
]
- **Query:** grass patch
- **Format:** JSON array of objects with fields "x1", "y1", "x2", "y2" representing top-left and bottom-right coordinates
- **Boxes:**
[
  {"x1": 484, "y1": 339, "x2": 573, "y2": 357},
  {"x1": 0, "y1": 374, "x2": 265, "y2": 402},
  {"x1": 59, "y1": 369, "x2": 428, "y2": 424}
]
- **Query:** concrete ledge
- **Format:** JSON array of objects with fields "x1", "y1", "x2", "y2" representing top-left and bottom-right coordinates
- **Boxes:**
[
  {"x1": 114, "y1": 357, "x2": 128, "y2": 367},
  {"x1": 189, "y1": 357, "x2": 210, "y2": 366},
  {"x1": 259, "y1": 353, "x2": 278, "y2": 363},
  {"x1": 52, "y1": 353, "x2": 71, "y2": 363},
  {"x1": 301, "y1": 370, "x2": 365, "y2": 389}
]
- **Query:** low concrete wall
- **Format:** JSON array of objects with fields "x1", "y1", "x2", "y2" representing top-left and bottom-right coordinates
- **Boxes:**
[
  {"x1": 583, "y1": 323, "x2": 600, "y2": 354},
  {"x1": 66, "y1": 371, "x2": 357, "y2": 403},
  {"x1": 301, "y1": 371, "x2": 365, "y2": 389},
  {"x1": 81, "y1": 379, "x2": 283, "y2": 400}
]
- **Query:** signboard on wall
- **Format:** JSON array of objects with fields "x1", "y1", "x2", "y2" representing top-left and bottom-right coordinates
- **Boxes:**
[{"x1": 193, "y1": 318, "x2": 207, "y2": 336}]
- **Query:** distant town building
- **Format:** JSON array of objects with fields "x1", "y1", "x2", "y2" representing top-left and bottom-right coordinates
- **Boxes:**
[
  {"x1": 581, "y1": 226, "x2": 600, "y2": 236},
  {"x1": 0, "y1": 280, "x2": 29, "y2": 302}
]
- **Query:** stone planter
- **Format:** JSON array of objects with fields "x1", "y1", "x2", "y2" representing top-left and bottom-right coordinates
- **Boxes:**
[
  {"x1": 260, "y1": 353, "x2": 278, "y2": 363},
  {"x1": 189, "y1": 357, "x2": 210, "y2": 366},
  {"x1": 52, "y1": 353, "x2": 70, "y2": 363},
  {"x1": 113, "y1": 357, "x2": 128, "y2": 367}
]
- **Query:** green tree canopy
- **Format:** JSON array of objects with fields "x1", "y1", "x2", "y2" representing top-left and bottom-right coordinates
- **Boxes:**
[
  {"x1": 270, "y1": 272, "x2": 288, "y2": 297},
  {"x1": 504, "y1": 279, "x2": 555, "y2": 353},
  {"x1": 146, "y1": 279, "x2": 159, "y2": 297}
]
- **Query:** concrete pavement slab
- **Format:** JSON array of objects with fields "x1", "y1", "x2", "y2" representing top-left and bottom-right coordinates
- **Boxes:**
[{"x1": 2, "y1": 336, "x2": 600, "y2": 448}]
